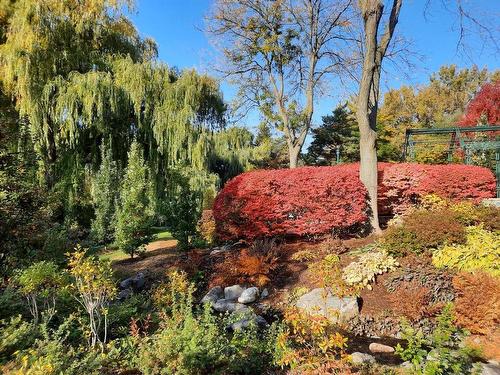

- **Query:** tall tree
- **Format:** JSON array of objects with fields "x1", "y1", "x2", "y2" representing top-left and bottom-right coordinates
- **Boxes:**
[
  {"x1": 207, "y1": 0, "x2": 353, "y2": 168},
  {"x1": 352, "y1": 1, "x2": 497, "y2": 232},
  {"x1": 114, "y1": 141, "x2": 154, "y2": 258},
  {"x1": 306, "y1": 103, "x2": 359, "y2": 165},
  {"x1": 354, "y1": 0, "x2": 402, "y2": 232}
]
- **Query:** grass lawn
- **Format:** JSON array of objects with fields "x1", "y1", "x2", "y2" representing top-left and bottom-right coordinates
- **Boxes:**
[{"x1": 98, "y1": 227, "x2": 173, "y2": 262}]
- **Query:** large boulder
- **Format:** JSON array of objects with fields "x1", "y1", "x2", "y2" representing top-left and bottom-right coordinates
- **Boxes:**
[{"x1": 295, "y1": 288, "x2": 359, "y2": 323}]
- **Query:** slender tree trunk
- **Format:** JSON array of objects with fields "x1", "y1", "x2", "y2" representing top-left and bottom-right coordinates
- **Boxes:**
[{"x1": 356, "y1": 0, "x2": 401, "y2": 233}]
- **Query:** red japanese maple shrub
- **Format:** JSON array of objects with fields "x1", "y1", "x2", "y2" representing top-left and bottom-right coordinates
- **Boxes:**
[
  {"x1": 379, "y1": 163, "x2": 496, "y2": 215},
  {"x1": 213, "y1": 165, "x2": 368, "y2": 240},
  {"x1": 215, "y1": 163, "x2": 496, "y2": 240}
]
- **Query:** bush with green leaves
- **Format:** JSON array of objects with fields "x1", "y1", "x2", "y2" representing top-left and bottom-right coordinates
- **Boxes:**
[
  {"x1": 395, "y1": 304, "x2": 479, "y2": 375},
  {"x1": 13, "y1": 261, "x2": 63, "y2": 323},
  {"x1": 0, "y1": 315, "x2": 37, "y2": 364},
  {"x1": 163, "y1": 172, "x2": 202, "y2": 250},
  {"x1": 114, "y1": 141, "x2": 155, "y2": 258},
  {"x1": 342, "y1": 251, "x2": 399, "y2": 290},
  {"x1": 138, "y1": 270, "x2": 277, "y2": 375},
  {"x1": 432, "y1": 225, "x2": 500, "y2": 277},
  {"x1": 90, "y1": 142, "x2": 120, "y2": 243}
]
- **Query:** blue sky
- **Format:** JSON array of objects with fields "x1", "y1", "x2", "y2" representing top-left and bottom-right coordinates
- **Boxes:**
[{"x1": 129, "y1": 0, "x2": 499, "y2": 132}]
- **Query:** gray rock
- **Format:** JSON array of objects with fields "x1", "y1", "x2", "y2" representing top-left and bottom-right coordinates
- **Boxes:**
[
  {"x1": 213, "y1": 298, "x2": 249, "y2": 313},
  {"x1": 224, "y1": 285, "x2": 245, "y2": 300},
  {"x1": 117, "y1": 288, "x2": 132, "y2": 301},
  {"x1": 238, "y1": 287, "x2": 259, "y2": 304},
  {"x1": 295, "y1": 288, "x2": 359, "y2": 323},
  {"x1": 228, "y1": 315, "x2": 268, "y2": 331},
  {"x1": 401, "y1": 361, "x2": 413, "y2": 370},
  {"x1": 260, "y1": 288, "x2": 269, "y2": 299},
  {"x1": 480, "y1": 362, "x2": 500, "y2": 375},
  {"x1": 482, "y1": 198, "x2": 500, "y2": 208},
  {"x1": 201, "y1": 286, "x2": 224, "y2": 305},
  {"x1": 369, "y1": 342, "x2": 395, "y2": 353},
  {"x1": 132, "y1": 272, "x2": 145, "y2": 290},
  {"x1": 119, "y1": 277, "x2": 133, "y2": 290},
  {"x1": 350, "y1": 352, "x2": 375, "y2": 365}
]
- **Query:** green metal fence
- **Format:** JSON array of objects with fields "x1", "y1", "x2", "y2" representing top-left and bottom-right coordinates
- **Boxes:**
[{"x1": 403, "y1": 126, "x2": 500, "y2": 198}]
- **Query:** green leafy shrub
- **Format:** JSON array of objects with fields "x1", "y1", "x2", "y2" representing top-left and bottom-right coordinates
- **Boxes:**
[
  {"x1": 432, "y1": 225, "x2": 500, "y2": 276},
  {"x1": 0, "y1": 315, "x2": 37, "y2": 364},
  {"x1": 381, "y1": 208, "x2": 466, "y2": 256},
  {"x1": 395, "y1": 304, "x2": 478, "y2": 375},
  {"x1": 342, "y1": 251, "x2": 399, "y2": 290},
  {"x1": 138, "y1": 272, "x2": 276, "y2": 374},
  {"x1": 13, "y1": 261, "x2": 63, "y2": 323}
]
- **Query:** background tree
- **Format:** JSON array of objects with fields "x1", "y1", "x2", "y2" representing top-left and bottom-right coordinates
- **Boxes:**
[
  {"x1": 459, "y1": 81, "x2": 500, "y2": 126},
  {"x1": 207, "y1": 0, "x2": 354, "y2": 168},
  {"x1": 114, "y1": 141, "x2": 154, "y2": 258},
  {"x1": 90, "y1": 143, "x2": 120, "y2": 243},
  {"x1": 306, "y1": 103, "x2": 359, "y2": 165}
]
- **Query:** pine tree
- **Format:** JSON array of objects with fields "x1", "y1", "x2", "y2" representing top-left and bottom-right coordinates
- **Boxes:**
[
  {"x1": 114, "y1": 141, "x2": 153, "y2": 258},
  {"x1": 91, "y1": 143, "x2": 119, "y2": 243}
]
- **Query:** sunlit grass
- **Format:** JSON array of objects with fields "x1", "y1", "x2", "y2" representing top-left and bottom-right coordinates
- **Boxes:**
[{"x1": 98, "y1": 227, "x2": 173, "y2": 262}]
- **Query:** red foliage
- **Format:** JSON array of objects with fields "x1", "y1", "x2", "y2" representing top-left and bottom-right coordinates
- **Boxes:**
[
  {"x1": 459, "y1": 82, "x2": 500, "y2": 126},
  {"x1": 214, "y1": 165, "x2": 368, "y2": 240},
  {"x1": 378, "y1": 163, "x2": 496, "y2": 215},
  {"x1": 214, "y1": 163, "x2": 496, "y2": 240}
]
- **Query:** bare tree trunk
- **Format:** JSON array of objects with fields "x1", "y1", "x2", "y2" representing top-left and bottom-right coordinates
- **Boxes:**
[{"x1": 289, "y1": 144, "x2": 300, "y2": 168}]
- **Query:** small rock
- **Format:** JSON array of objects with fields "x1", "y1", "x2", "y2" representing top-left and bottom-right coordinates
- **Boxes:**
[
  {"x1": 260, "y1": 288, "x2": 269, "y2": 299},
  {"x1": 295, "y1": 288, "x2": 359, "y2": 323},
  {"x1": 119, "y1": 277, "x2": 133, "y2": 290},
  {"x1": 228, "y1": 315, "x2": 268, "y2": 331},
  {"x1": 132, "y1": 272, "x2": 145, "y2": 290},
  {"x1": 201, "y1": 286, "x2": 224, "y2": 305},
  {"x1": 400, "y1": 361, "x2": 412, "y2": 370},
  {"x1": 213, "y1": 299, "x2": 249, "y2": 313},
  {"x1": 369, "y1": 343, "x2": 395, "y2": 354},
  {"x1": 224, "y1": 285, "x2": 245, "y2": 300},
  {"x1": 117, "y1": 288, "x2": 132, "y2": 301},
  {"x1": 238, "y1": 287, "x2": 259, "y2": 304},
  {"x1": 350, "y1": 352, "x2": 375, "y2": 365}
]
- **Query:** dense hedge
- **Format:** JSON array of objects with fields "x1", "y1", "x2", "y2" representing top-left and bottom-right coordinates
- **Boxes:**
[
  {"x1": 378, "y1": 163, "x2": 497, "y2": 215},
  {"x1": 214, "y1": 163, "x2": 496, "y2": 240}
]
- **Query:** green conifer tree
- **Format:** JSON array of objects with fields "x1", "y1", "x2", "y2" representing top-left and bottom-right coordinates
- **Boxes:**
[
  {"x1": 114, "y1": 141, "x2": 153, "y2": 258},
  {"x1": 91, "y1": 143, "x2": 119, "y2": 243}
]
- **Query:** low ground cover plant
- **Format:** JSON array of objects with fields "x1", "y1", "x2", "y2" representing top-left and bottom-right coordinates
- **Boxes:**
[
  {"x1": 432, "y1": 225, "x2": 499, "y2": 276},
  {"x1": 342, "y1": 250, "x2": 399, "y2": 290}
]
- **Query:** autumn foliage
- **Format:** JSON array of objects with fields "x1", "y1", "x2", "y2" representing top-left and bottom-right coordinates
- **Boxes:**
[
  {"x1": 459, "y1": 82, "x2": 500, "y2": 126},
  {"x1": 214, "y1": 163, "x2": 495, "y2": 240}
]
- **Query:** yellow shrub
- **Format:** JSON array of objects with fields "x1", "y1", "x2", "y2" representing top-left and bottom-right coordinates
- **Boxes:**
[{"x1": 433, "y1": 226, "x2": 500, "y2": 277}]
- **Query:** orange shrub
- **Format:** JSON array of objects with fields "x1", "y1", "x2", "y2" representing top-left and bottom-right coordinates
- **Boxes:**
[
  {"x1": 389, "y1": 281, "x2": 431, "y2": 321},
  {"x1": 452, "y1": 272, "x2": 500, "y2": 334}
]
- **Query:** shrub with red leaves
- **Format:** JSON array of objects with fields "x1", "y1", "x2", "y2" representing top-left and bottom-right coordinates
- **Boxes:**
[
  {"x1": 214, "y1": 165, "x2": 368, "y2": 240},
  {"x1": 379, "y1": 163, "x2": 496, "y2": 215},
  {"x1": 214, "y1": 163, "x2": 496, "y2": 240}
]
